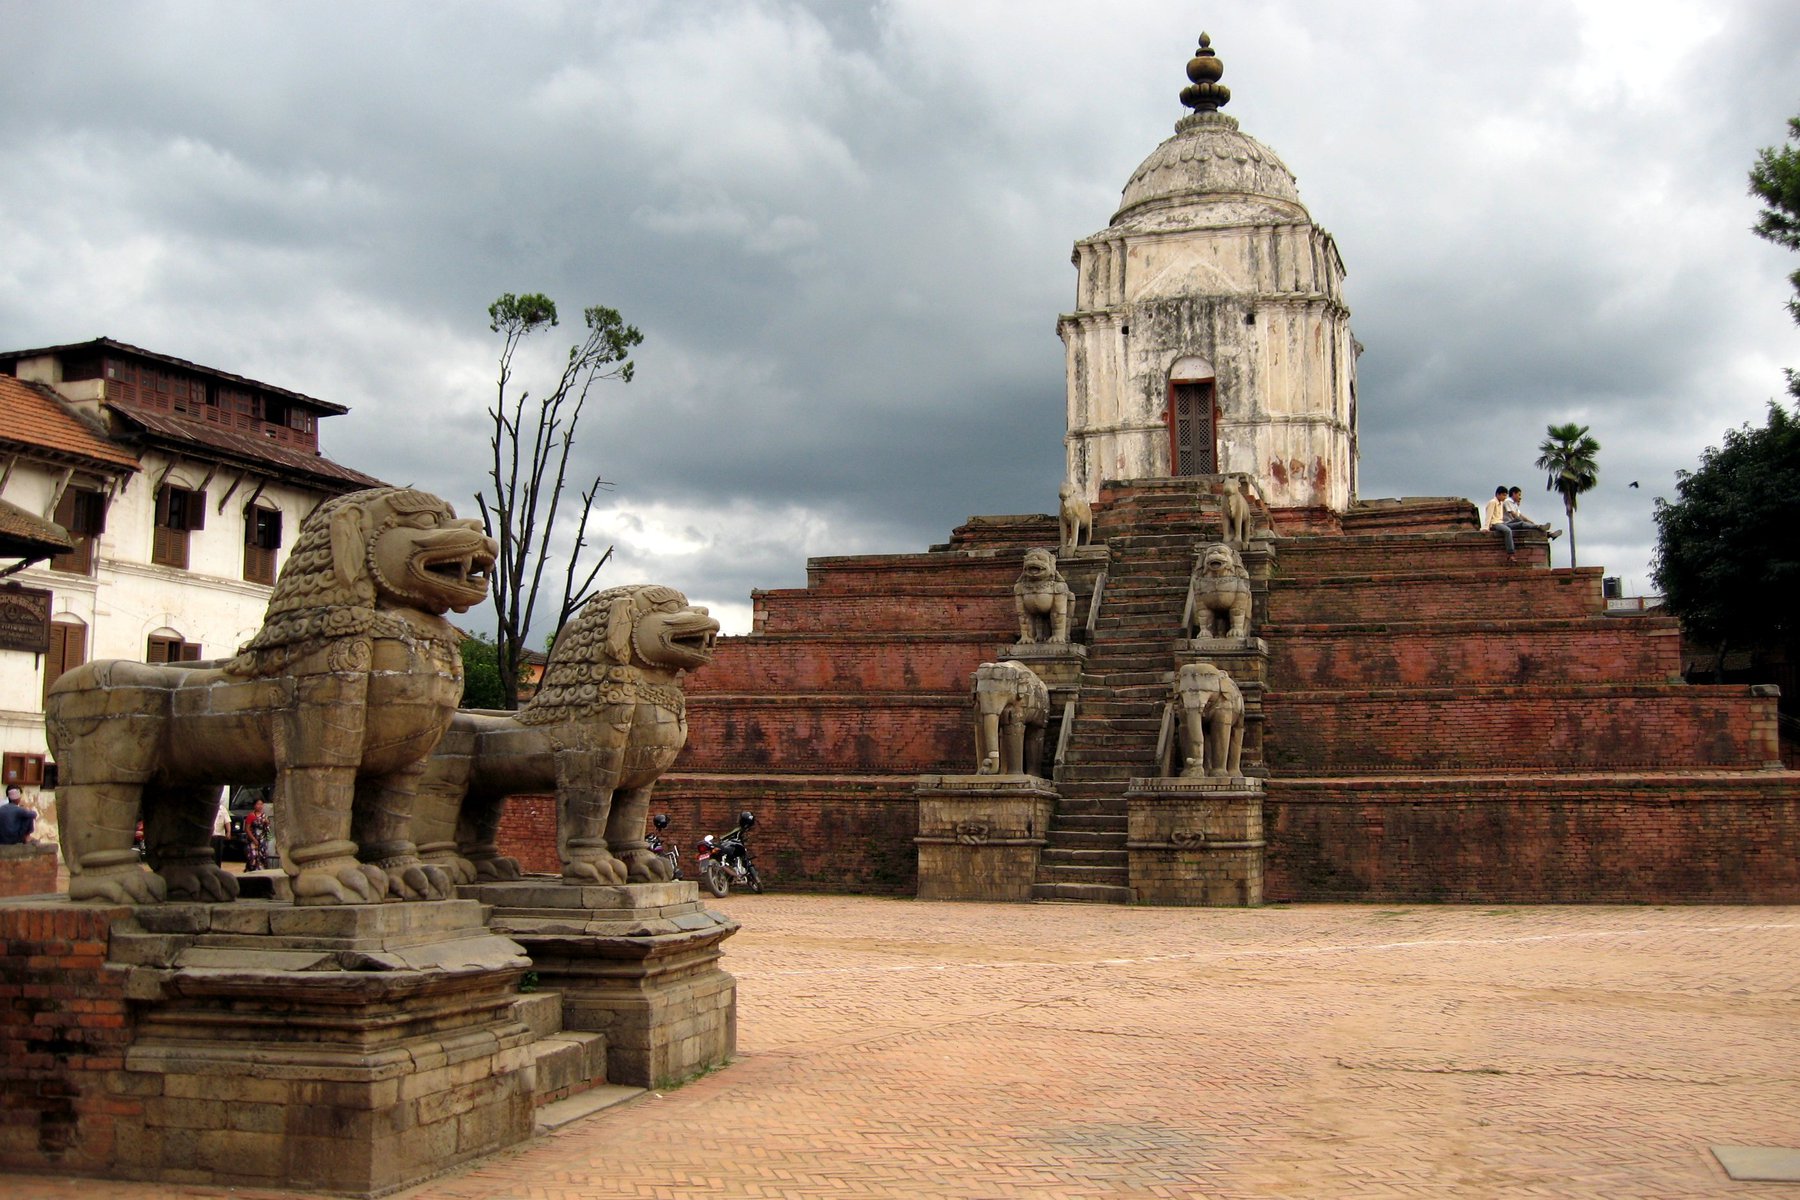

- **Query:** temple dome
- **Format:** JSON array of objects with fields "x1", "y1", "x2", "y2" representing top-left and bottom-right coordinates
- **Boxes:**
[{"x1": 1112, "y1": 111, "x2": 1303, "y2": 224}]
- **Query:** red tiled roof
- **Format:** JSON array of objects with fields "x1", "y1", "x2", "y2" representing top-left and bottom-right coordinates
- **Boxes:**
[
  {"x1": 0, "y1": 376, "x2": 141, "y2": 471},
  {"x1": 0, "y1": 337, "x2": 348, "y2": 415},
  {"x1": 105, "y1": 400, "x2": 384, "y2": 491},
  {"x1": 0, "y1": 495, "x2": 73, "y2": 557}
]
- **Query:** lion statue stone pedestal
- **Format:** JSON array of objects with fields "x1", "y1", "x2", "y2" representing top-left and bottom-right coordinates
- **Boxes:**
[
  {"x1": 46, "y1": 487, "x2": 496, "y2": 906},
  {"x1": 413, "y1": 583, "x2": 719, "y2": 886},
  {"x1": 1186, "y1": 542, "x2": 1253, "y2": 641}
]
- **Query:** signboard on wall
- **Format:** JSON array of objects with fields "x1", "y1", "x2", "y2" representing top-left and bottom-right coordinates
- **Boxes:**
[{"x1": 0, "y1": 585, "x2": 52, "y2": 654}]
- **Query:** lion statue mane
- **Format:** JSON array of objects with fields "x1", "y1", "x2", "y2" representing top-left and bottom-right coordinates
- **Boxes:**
[
  {"x1": 1187, "y1": 542, "x2": 1252, "y2": 640},
  {"x1": 46, "y1": 486, "x2": 495, "y2": 906},
  {"x1": 412, "y1": 583, "x2": 719, "y2": 887}
]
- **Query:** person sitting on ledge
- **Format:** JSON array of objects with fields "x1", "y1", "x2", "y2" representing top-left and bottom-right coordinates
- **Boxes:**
[
  {"x1": 0, "y1": 784, "x2": 36, "y2": 845},
  {"x1": 1505, "y1": 487, "x2": 1562, "y2": 552},
  {"x1": 1481, "y1": 485, "x2": 1520, "y2": 561}
]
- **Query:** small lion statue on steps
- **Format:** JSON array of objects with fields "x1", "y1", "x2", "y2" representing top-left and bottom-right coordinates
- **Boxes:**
[
  {"x1": 412, "y1": 584, "x2": 719, "y2": 886},
  {"x1": 1187, "y1": 542, "x2": 1253, "y2": 640},
  {"x1": 1014, "y1": 548, "x2": 1073, "y2": 645},
  {"x1": 46, "y1": 487, "x2": 496, "y2": 906}
]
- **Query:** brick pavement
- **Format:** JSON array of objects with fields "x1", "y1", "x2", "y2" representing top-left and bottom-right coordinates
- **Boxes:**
[{"x1": 9, "y1": 897, "x2": 1800, "y2": 1199}]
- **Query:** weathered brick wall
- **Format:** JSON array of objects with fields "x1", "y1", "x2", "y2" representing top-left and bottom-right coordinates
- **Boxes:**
[
  {"x1": 1276, "y1": 534, "x2": 1541, "y2": 575},
  {"x1": 1266, "y1": 620, "x2": 1682, "y2": 689},
  {"x1": 493, "y1": 793, "x2": 561, "y2": 875},
  {"x1": 1265, "y1": 685, "x2": 1778, "y2": 773},
  {"x1": 693, "y1": 635, "x2": 997, "y2": 693},
  {"x1": 755, "y1": 590, "x2": 1013, "y2": 634},
  {"x1": 0, "y1": 903, "x2": 136, "y2": 1176},
  {"x1": 0, "y1": 847, "x2": 58, "y2": 898},
  {"x1": 1267, "y1": 568, "x2": 1604, "y2": 624},
  {"x1": 681, "y1": 696, "x2": 969, "y2": 772},
  {"x1": 1265, "y1": 777, "x2": 1800, "y2": 903}
]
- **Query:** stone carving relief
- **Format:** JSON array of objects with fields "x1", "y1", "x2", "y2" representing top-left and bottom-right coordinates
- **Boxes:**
[
  {"x1": 1170, "y1": 662, "x2": 1245, "y2": 779},
  {"x1": 1187, "y1": 542, "x2": 1252, "y2": 640},
  {"x1": 971, "y1": 660, "x2": 1050, "y2": 777},
  {"x1": 414, "y1": 584, "x2": 718, "y2": 886},
  {"x1": 45, "y1": 487, "x2": 496, "y2": 905},
  {"x1": 1015, "y1": 548, "x2": 1073, "y2": 645},
  {"x1": 1058, "y1": 482, "x2": 1093, "y2": 554}
]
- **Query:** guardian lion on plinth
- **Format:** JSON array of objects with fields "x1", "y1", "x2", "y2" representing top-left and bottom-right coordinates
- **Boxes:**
[
  {"x1": 46, "y1": 487, "x2": 495, "y2": 906},
  {"x1": 1014, "y1": 548, "x2": 1073, "y2": 645},
  {"x1": 1187, "y1": 542, "x2": 1252, "y2": 640},
  {"x1": 413, "y1": 584, "x2": 719, "y2": 886}
]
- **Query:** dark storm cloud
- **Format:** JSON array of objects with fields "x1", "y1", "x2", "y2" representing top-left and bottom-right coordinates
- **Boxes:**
[{"x1": 2, "y1": 0, "x2": 1796, "y2": 636}]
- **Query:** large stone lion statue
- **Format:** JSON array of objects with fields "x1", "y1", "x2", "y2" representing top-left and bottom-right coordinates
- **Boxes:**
[
  {"x1": 1167, "y1": 662, "x2": 1244, "y2": 779},
  {"x1": 45, "y1": 487, "x2": 495, "y2": 906},
  {"x1": 971, "y1": 660, "x2": 1050, "y2": 777},
  {"x1": 411, "y1": 584, "x2": 719, "y2": 886},
  {"x1": 1186, "y1": 542, "x2": 1252, "y2": 640},
  {"x1": 1014, "y1": 548, "x2": 1073, "y2": 645}
]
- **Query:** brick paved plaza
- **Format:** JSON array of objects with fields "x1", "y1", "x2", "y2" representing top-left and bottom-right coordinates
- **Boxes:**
[{"x1": 12, "y1": 896, "x2": 1800, "y2": 1199}]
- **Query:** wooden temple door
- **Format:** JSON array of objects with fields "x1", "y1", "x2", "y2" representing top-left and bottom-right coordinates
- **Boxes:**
[{"x1": 1168, "y1": 381, "x2": 1217, "y2": 475}]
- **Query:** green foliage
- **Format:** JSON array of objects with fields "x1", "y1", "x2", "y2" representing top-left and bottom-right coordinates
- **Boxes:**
[
  {"x1": 459, "y1": 634, "x2": 507, "y2": 710},
  {"x1": 1750, "y1": 115, "x2": 1800, "y2": 326},
  {"x1": 1534, "y1": 422, "x2": 1600, "y2": 568},
  {"x1": 1652, "y1": 402, "x2": 1800, "y2": 654}
]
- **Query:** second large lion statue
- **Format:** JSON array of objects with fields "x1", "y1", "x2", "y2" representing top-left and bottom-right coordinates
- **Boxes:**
[
  {"x1": 45, "y1": 487, "x2": 496, "y2": 906},
  {"x1": 412, "y1": 584, "x2": 719, "y2": 886}
]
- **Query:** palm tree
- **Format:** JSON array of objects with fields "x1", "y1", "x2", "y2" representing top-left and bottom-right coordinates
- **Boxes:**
[{"x1": 1535, "y1": 423, "x2": 1601, "y2": 568}]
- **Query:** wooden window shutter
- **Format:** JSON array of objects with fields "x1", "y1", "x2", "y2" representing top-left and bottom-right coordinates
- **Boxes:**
[
  {"x1": 79, "y1": 490, "x2": 107, "y2": 536},
  {"x1": 181, "y1": 642, "x2": 202, "y2": 661},
  {"x1": 44, "y1": 622, "x2": 87, "y2": 704},
  {"x1": 184, "y1": 489, "x2": 207, "y2": 531}
]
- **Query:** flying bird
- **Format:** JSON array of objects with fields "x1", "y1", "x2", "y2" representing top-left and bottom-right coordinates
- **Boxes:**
[{"x1": 1628, "y1": 481, "x2": 1640, "y2": 488}]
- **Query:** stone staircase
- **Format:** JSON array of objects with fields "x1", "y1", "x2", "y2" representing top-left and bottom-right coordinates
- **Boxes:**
[
  {"x1": 513, "y1": 988, "x2": 646, "y2": 1132},
  {"x1": 1032, "y1": 480, "x2": 1235, "y2": 902}
]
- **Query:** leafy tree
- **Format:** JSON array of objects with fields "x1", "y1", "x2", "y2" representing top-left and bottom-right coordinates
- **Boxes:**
[
  {"x1": 459, "y1": 634, "x2": 507, "y2": 710},
  {"x1": 1652, "y1": 403, "x2": 1800, "y2": 674},
  {"x1": 1750, "y1": 114, "x2": 1800, "y2": 333},
  {"x1": 1534, "y1": 422, "x2": 1600, "y2": 568},
  {"x1": 477, "y1": 293, "x2": 642, "y2": 708}
]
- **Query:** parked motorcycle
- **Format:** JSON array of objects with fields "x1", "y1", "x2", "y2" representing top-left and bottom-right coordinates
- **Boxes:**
[
  {"x1": 647, "y1": 813, "x2": 680, "y2": 878},
  {"x1": 695, "y1": 812, "x2": 763, "y2": 897}
]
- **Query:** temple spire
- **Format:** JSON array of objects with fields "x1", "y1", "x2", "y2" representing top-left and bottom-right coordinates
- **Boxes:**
[{"x1": 1179, "y1": 33, "x2": 1230, "y2": 114}]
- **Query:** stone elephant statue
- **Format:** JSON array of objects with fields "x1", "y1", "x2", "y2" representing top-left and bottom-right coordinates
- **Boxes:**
[
  {"x1": 1167, "y1": 662, "x2": 1244, "y2": 779},
  {"x1": 971, "y1": 661, "x2": 1050, "y2": 777}
]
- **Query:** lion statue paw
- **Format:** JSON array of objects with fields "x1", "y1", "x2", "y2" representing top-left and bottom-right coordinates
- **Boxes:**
[
  {"x1": 619, "y1": 847, "x2": 676, "y2": 883},
  {"x1": 563, "y1": 854, "x2": 628, "y2": 886},
  {"x1": 380, "y1": 859, "x2": 451, "y2": 901},
  {"x1": 69, "y1": 864, "x2": 167, "y2": 906},
  {"x1": 293, "y1": 859, "x2": 388, "y2": 906},
  {"x1": 473, "y1": 855, "x2": 524, "y2": 882},
  {"x1": 161, "y1": 862, "x2": 242, "y2": 904}
]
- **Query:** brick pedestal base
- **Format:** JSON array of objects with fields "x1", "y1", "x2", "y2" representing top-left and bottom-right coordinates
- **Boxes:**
[
  {"x1": 3, "y1": 897, "x2": 536, "y2": 1197},
  {"x1": 461, "y1": 879, "x2": 738, "y2": 1090},
  {"x1": 915, "y1": 775, "x2": 1057, "y2": 901},
  {"x1": 1126, "y1": 777, "x2": 1264, "y2": 906}
]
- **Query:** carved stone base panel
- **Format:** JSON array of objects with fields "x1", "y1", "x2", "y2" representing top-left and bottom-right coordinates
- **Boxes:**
[
  {"x1": 459, "y1": 879, "x2": 738, "y2": 1090},
  {"x1": 107, "y1": 899, "x2": 535, "y2": 1196},
  {"x1": 915, "y1": 774, "x2": 1057, "y2": 902},
  {"x1": 1000, "y1": 642, "x2": 1089, "y2": 693},
  {"x1": 1125, "y1": 778, "x2": 1264, "y2": 907}
]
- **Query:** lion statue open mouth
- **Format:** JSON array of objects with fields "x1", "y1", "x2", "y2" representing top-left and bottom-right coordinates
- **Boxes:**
[
  {"x1": 411, "y1": 583, "x2": 719, "y2": 887},
  {"x1": 1187, "y1": 541, "x2": 1253, "y2": 640},
  {"x1": 46, "y1": 487, "x2": 497, "y2": 906}
]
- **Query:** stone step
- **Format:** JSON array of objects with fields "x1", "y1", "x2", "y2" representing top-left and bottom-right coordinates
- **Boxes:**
[
  {"x1": 530, "y1": 1031, "x2": 610, "y2": 1107},
  {"x1": 1030, "y1": 881, "x2": 1135, "y2": 904},
  {"x1": 1044, "y1": 829, "x2": 1133, "y2": 851},
  {"x1": 512, "y1": 990, "x2": 565, "y2": 1040},
  {"x1": 1039, "y1": 847, "x2": 1129, "y2": 867},
  {"x1": 1058, "y1": 766, "x2": 1146, "y2": 783},
  {"x1": 534, "y1": 1084, "x2": 648, "y2": 1135},
  {"x1": 1035, "y1": 863, "x2": 1130, "y2": 885},
  {"x1": 1051, "y1": 813, "x2": 1129, "y2": 831}
]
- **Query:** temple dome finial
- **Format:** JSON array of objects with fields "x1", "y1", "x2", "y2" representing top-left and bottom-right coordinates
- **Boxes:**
[{"x1": 1179, "y1": 32, "x2": 1230, "y2": 114}]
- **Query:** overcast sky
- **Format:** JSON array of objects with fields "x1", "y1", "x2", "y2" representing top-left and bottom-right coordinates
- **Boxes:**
[{"x1": 4, "y1": 0, "x2": 1797, "y2": 637}]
